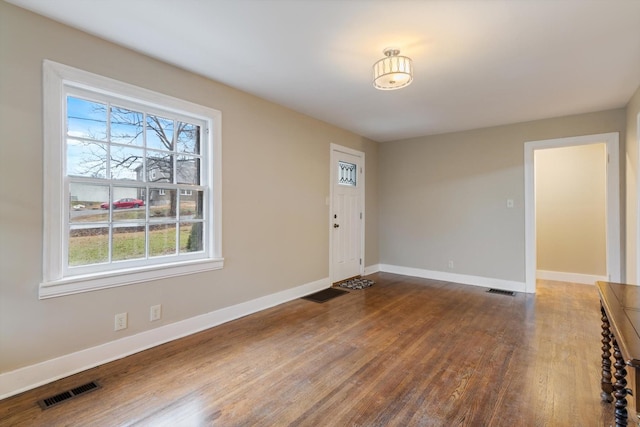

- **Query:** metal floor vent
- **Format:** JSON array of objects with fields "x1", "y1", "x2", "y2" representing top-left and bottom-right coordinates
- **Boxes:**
[
  {"x1": 487, "y1": 288, "x2": 516, "y2": 296},
  {"x1": 38, "y1": 381, "x2": 101, "y2": 410}
]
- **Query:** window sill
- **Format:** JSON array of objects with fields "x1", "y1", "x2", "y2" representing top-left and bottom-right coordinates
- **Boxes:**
[{"x1": 39, "y1": 258, "x2": 224, "y2": 299}]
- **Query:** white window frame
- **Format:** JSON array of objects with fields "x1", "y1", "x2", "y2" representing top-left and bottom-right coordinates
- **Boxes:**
[{"x1": 41, "y1": 60, "x2": 223, "y2": 299}]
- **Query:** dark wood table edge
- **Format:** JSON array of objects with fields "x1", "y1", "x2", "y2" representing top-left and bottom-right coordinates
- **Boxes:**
[{"x1": 597, "y1": 281, "x2": 639, "y2": 427}]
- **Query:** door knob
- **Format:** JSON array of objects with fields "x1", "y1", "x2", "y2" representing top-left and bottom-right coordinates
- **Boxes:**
[{"x1": 333, "y1": 223, "x2": 340, "y2": 228}]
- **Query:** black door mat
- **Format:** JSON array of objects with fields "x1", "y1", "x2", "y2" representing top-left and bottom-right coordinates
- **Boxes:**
[{"x1": 302, "y1": 287, "x2": 349, "y2": 303}]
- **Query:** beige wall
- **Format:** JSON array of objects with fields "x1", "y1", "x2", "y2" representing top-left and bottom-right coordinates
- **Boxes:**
[
  {"x1": 0, "y1": 2, "x2": 378, "y2": 374},
  {"x1": 625, "y1": 85, "x2": 640, "y2": 284},
  {"x1": 379, "y1": 110, "x2": 626, "y2": 283},
  {"x1": 535, "y1": 144, "x2": 607, "y2": 276}
]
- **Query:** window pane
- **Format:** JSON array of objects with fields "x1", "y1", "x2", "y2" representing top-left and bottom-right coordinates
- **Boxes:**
[
  {"x1": 110, "y1": 106, "x2": 143, "y2": 145},
  {"x1": 110, "y1": 146, "x2": 144, "y2": 180},
  {"x1": 112, "y1": 224, "x2": 146, "y2": 261},
  {"x1": 177, "y1": 122, "x2": 200, "y2": 154},
  {"x1": 176, "y1": 155, "x2": 199, "y2": 184},
  {"x1": 146, "y1": 114, "x2": 174, "y2": 151},
  {"x1": 67, "y1": 96, "x2": 107, "y2": 141},
  {"x1": 149, "y1": 188, "x2": 177, "y2": 221},
  {"x1": 147, "y1": 150, "x2": 173, "y2": 183},
  {"x1": 67, "y1": 139, "x2": 107, "y2": 178},
  {"x1": 68, "y1": 226, "x2": 109, "y2": 266},
  {"x1": 149, "y1": 224, "x2": 177, "y2": 257},
  {"x1": 180, "y1": 222, "x2": 203, "y2": 253},
  {"x1": 112, "y1": 187, "x2": 146, "y2": 221},
  {"x1": 69, "y1": 183, "x2": 109, "y2": 223},
  {"x1": 180, "y1": 190, "x2": 203, "y2": 219},
  {"x1": 338, "y1": 161, "x2": 357, "y2": 186}
]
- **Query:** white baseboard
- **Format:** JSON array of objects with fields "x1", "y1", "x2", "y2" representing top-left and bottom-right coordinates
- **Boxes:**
[
  {"x1": 536, "y1": 270, "x2": 606, "y2": 285},
  {"x1": 378, "y1": 264, "x2": 526, "y2": 293},
  {"x1": 0, "y1": 277, "x2": 329, "y2": 400},
  {"x1": 363, "y1": 264, "x2": 380, "y2": 275}
]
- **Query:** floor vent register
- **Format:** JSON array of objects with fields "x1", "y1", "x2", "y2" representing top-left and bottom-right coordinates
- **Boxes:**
[{"x1": 38, "y1": 381, "x2": 101, "y2": 410}]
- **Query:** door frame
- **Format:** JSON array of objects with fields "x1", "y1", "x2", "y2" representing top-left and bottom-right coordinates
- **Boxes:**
[
  {"x1": 524, "y1": 132, "x2": 620, "y2": 293},
  {"x1": 329, "y1": 143, "x2": 365, "y2": 283},
  {"x1": 636, "y1": 113, "x2": 640, "y2": 284}
]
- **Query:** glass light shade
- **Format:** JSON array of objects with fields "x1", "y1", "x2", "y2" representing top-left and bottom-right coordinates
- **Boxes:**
[{"x1": 373, "y1": 49, "x2": 413, "y2": 90}]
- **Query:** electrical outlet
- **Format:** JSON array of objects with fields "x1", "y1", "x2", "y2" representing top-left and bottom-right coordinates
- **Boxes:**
[
  {"x1": 114, "y1": 312, "x2": 127, "y2": 331},
  {"x1": 448, "y1": 260, "x2": 454, "y2": 269},
  {"x1": 150, "y1": 304, "x2": 162, "y2": 322}
]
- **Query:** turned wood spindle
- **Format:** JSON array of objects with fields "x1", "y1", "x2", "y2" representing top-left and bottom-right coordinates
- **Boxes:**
[
  {"x1": 612, "y1": 337, "x2": 628, "y2": 427},
  {"x1": 600, "y1": 305, "x2": 614, "y2": 402}
]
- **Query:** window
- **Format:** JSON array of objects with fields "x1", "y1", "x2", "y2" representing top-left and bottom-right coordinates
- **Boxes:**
[
  {"x1": 338, "y1": 161, "x2": 357, "y2": 186},
  {"x1": 41, "y1": 61, "x2": 222, "y2": 298}
]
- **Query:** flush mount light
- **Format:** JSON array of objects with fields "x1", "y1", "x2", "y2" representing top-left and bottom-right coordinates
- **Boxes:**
[{"x1": 373, "y1": 47, "x2": 413, "y2": 90}]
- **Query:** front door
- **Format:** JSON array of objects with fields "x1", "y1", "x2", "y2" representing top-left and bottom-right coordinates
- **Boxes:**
[{"x1": 330, "y1": 144, "x2": 364, "y2": 283}]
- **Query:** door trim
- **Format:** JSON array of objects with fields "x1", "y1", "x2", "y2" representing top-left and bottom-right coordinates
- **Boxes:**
[
  {"x1": 636, "y1": 113, "x2": 640, "y2": 284},
  {"x1": 329, "y1": 143, "x2": 365, "y2": 283},
  {"x1": 524, "y1": 132, "x2": 620, "y2": 293}
]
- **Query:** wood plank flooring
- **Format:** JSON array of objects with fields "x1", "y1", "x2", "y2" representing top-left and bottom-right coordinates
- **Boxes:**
[{"x1": 0, "y1": 273, "x2": 617, "y2": 426}]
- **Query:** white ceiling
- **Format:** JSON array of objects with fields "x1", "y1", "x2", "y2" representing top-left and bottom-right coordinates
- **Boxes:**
[{"x1": 7, "y1": 0, "x2": 640, "y2": 142}]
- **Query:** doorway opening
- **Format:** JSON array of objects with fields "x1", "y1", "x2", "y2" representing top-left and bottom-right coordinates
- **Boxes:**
[{"x1": 524, "y1": 133, "x2": 620, "y2": 293}]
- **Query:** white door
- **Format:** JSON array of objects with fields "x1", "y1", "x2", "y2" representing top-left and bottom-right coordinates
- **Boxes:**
[{"x1": 330, "y1": 144, "x2": 364, "y2": 283}]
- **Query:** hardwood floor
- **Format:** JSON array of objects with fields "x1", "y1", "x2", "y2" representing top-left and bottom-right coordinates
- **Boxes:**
[{"x1": 0, "y1": 273, "x2": 616, "y2": 426}]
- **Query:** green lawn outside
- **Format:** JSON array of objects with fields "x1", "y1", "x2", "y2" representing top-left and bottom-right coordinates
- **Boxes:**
[{"x1": 68, "y1": 225, "x2": 197, "y2": 266}]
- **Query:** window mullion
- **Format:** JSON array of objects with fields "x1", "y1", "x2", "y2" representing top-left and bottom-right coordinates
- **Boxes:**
[
  {"x1": 175, "y1": 219, "x2": 180, "y2": 256},
  {"x1": 108, "y1": 184, "x2": 113, "y2": 264}
]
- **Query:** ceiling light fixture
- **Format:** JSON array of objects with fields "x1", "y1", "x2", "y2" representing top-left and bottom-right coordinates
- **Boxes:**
[{"x1": 373, "y1": 47, "x2": 413, "y2": 91}]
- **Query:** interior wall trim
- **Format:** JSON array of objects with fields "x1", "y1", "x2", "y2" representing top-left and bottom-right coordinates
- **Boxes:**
[
  {"x1": 379, "y1": 264, "x2": 526, "y2": 293},
  {"x1": 0, "y1": 276, "x2": 329, "y2": 400},
  {"x1": 536, "y1": 269, "x2": 607, "y2": 285},
  {"x1": 636, "y1": 112, "x2": 640, "y2": 285},
  {"x1": 363, "y1": 264, "x2": 380, "y2": 275}
]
